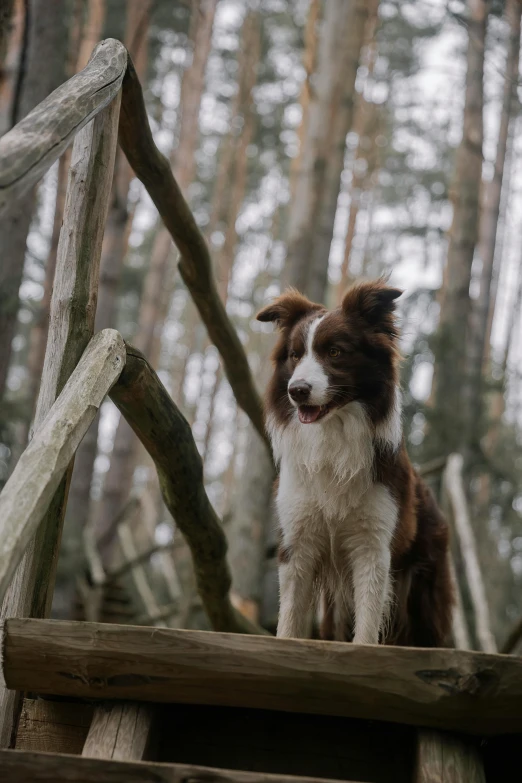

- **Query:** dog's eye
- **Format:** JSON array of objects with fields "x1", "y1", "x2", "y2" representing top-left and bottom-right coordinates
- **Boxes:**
[
  {"x1": 290, "y1": 351, "x2": 299, "y2": 362},
  {"x1": 329, "y1": 347, "x2": 341, "y2": 358}
]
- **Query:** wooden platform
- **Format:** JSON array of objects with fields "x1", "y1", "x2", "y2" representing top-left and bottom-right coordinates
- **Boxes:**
[{"x1": 2, "y1": 618, "x2": 522, "y2": 735}]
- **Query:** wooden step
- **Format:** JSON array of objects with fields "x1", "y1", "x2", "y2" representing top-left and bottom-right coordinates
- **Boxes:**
[
  {"x1": 0, "y1": 749, "x2": 362, "y2": 782},
  {"x1": 2, "y1": 617, "x2": 522, "y2": 735}
]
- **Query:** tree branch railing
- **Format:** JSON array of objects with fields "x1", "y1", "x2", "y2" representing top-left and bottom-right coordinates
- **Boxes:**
[
  {"x1": 0, "y1": 38, "x2": 268, "y2": 452},
  {"x1": 0, "y1": 330, "x2": 126, "y2": 603}
]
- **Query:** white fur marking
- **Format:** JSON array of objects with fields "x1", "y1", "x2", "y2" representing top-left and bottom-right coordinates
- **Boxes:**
[
  {"x1": 375, "y1": 385, "x2": 402, "y2": 452},
  {"x1": 288, "y1": 316, "x2": 328, "y2": 406}
]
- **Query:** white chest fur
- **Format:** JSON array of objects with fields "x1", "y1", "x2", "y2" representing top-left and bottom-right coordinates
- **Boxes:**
[{"x1": 269, "y1": 396, "x2": 401, "y2": 644}]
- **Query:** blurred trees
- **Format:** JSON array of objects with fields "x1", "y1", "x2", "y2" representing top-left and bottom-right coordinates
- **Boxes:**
[{"x1": 1, "y1": 0, "x2": 522, "y2": 650}]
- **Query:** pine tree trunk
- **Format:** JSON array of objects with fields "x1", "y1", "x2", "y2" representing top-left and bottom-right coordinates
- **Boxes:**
[
  {"x1": 465, "y1": 0, "x2": 520, "y2": 454},
  {"x1": 430, "y1": 0, "x2": 489, "y2": 458},
  {"x1": 0, "y1": 0, "x2": 71, "y2": 405},
  {"x1": 0, "y1": 0, "x2": 22, "y2": 135},
  {"x1": 285, "y1": 0, "x2": 369, "y2": 303},
  {"x1": 76, "y1": 0, "x2": 105, "y2": 72}
]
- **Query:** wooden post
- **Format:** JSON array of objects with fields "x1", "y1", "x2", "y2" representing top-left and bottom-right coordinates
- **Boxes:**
[
  {"x1": 0, "y1": 330, "x2": 126, "y2": 605},
  {"x1": 0, "y1": 39, "x2": 126, "y2": 213},
  {"x1": 415, "y1": 730, "x2": 486, "y2": 783},
  {"x1": 0, "y1": 88, "x2": 122, "y2": 748}
]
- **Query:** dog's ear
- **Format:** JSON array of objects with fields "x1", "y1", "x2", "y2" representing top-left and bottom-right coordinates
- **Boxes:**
[
  {"x1": 257, "y1": 288, "x2": 323, "y2": 330},
  {"x1": 342, "y1": 279, "x2": 402, "y2": 336}
]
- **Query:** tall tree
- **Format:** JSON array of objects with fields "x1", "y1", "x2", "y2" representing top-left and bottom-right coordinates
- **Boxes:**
[
  {"x1": 285, "y1": 0, "x2": 369, "y2": 303},
  {"x1": 0, "y1": 0, "x2": 71, "y2": 406},
  {"x1": 465, "y1": 0, "x2": 521, "y2": 453},
  {"x1": 429, "y1": 0, "x2": 490, "y2": 458}
]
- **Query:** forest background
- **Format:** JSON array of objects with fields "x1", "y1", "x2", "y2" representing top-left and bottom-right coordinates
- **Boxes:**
[{"x1": 0, "y1": 0, "x2": 521, "y2": 651}]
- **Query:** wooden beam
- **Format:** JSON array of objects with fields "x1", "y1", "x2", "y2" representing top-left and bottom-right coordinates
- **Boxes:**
[
  {"x1": 0, "y1": 38, "x2": 126, "y2": 213},
  {"x1": 82, "y1": 702, "x2": 154, "y2": 760},
  {"x1": 15, "y1": 699, "x2": 93, "y2": 755},
  {"x1": 109, "y1": 345, "x2": 266, "y2": 636},
  {"x1": 0, "y1": 750, "x2": 356, "y2": 783},
  {"x1": 0, "y1": 330, "x2": 126, "y2": 606},
  {"x1": 0, "y1": 88, "x2": 122, "y2": 748},
  {"x1": 415, "y1": 730, "x2": 486, "y2": 783},
  {"x1": 118, "y1": 56, "x2": 268, "y2": 450},
  {"x1": 443, "y1": 454, "x2": 497, "y2": 653},
  {"x1": 2, "y1": 618, "x2": 522, "y2": 735}
]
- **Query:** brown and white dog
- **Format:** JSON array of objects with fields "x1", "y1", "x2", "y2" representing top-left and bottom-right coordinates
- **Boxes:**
[{"x1": 257, "y1": 279, "x2": 454, "y2": 647}]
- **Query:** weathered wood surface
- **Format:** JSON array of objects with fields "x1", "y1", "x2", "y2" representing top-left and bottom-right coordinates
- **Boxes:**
[
  {"x1": 15, "y1": 699, "x2": 93, "y2": 756},
  {"x1": 82, "y1": 702, "x2": 154, "y2": 760},
  {"x1": 2, "y1": 618, "x2": 522, "y2": 735},
  {"x1": 0, "y1": 39, "x2": 126, "y2": 213},
  {"x1": 0, "y1": 94, "x2": 122, "y2": 749},
  {"x1": 444, "y1": 454, "x2": 497, "y2": 653},
  {"x1": 118, "y1": 56, "x2": 268, "y2": 449},
  {"x1": 415, "y1": 730, "x2": 486, "y2": 783},
  {"x1": 0, "y1": 750, "x2": 356, "y2": 783},
  {"x1": 109, "y1": 345, "x2": 265, "y2": 635},
  {"x1": 0, "y1": 330, "x2": 125, "y2": 606}
]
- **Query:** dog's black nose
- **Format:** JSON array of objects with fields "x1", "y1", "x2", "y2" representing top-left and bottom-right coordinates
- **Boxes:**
[{"x1": 288, "y1": 380, "x2": 311, "y2": 402}]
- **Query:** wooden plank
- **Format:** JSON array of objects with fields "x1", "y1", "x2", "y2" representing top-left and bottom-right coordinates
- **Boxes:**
[
  {"x1": 0, "y1": 88, "x2": 122, "y2": 749},
  {"x1": 82, "y1": 702, "x2": 154, "y2": 760},
  {"x1": 415, "y1": 730, "x2": 486, "y2": 783},
  {"x1": 118, "y1": 56, "x2": 268, "y2": 449},
  {"x1": 15, "y1": 699, "x2": 93, "y2": 755},
  {"x1": 109, "y1": 346, "x2": 265, "y2": 636},
  {"x1": 2, "y1": 618, "x2": 522, "y2": 735},
  {"x1": 0, "y1": 749, "x2": 360, "y2": 782},
  {"x1": 0, "y1": 329, "x2": 126, "y2": 605},
  {"x1": 0, "y1": 38, "x2": 126, "y2": 213}
]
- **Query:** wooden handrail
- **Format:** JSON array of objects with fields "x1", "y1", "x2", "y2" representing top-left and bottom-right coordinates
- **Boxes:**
[
  {"x1": 109, "y1": 344, "x2": 267, "y2": 636},
  {"x1": 0, "y1": 330, "x2": 126, "y2": 606},
  {"x1": 2, "y1": 618, "x2": 522, "y2": 735},
  {"x1": 118, "y1": 57, "x2": 268, "y2": 449},
  {"x1": 0, "y1": 39, "x2": 126, "y2": 214}
]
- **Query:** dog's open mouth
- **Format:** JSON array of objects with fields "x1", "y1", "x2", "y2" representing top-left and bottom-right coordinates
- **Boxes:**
[{"x1": 298, "y1": 403, "x2": 333, "y2": 424}]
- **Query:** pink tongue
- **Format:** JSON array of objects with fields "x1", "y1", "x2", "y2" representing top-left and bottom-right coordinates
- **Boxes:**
[{"x1": 298, "y1": 405, "x2": 322, "y2": 424}]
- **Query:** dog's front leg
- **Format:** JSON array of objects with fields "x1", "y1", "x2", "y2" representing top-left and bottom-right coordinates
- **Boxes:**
[
  {"x1": 350, "y1": 543, "x2": 391, "y2": 645},
  {"x1": 277, "y1": 545, "x2": 315, "y2": 638}
]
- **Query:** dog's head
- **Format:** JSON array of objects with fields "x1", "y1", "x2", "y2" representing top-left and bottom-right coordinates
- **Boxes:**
[{"x1": 257, "y1": 280, "x2": 402, "y2": 426}]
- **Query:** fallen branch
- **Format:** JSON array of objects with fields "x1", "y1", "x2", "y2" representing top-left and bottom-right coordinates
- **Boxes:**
[
  {"x1": 109, "y1": 344, "x2": 268, "y2": 636},
  {"x1": 105, "y1": 542, "x2": 175, "y2": 583},
  {"x1": 118, "y1": 56, "x2": 269, "y2": 451}
]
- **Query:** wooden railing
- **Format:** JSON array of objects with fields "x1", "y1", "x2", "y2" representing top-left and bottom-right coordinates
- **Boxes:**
[
  {"x1": 0, "y1": 37, "x2": 508, "y2": 780},
  {"x1": 0, "y1": 37, "x2": 267, "y2": 750}
]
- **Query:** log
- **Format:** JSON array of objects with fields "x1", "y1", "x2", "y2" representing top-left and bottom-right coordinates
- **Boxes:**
[
  {"x1": 109, "y1": 345, "x2": 266, "y2": 636},
  {"x1": 0, "y1": 38, "x2": 126, "y2": 213},
  {"x1": 0, "y1": 92, "x2": 122, "y2": 748},
  {"x1": 117, "y1": 56, "x2": 268, "y2": 449},
  {"x1": 2, "y1": 618, "x2": 522, "y2": 735},
  {"x1": 415, "y1": 730, "x2": 486, "y2": 783},
  {"x1": 15, "y1": 699, "x2": 93, "y2": 756},
  {"x1": 82, "y1": 702, "x2": 154, "y2": 760},
  {"x1": 0, "y1": 330, "x2": 126, "y2": 606},
  {"x1": 0, "y1": 750, "x2": 353, "y2": 783},
  {"x1": 443, "y1": 455, "x2": 497, "y2": 653}
]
